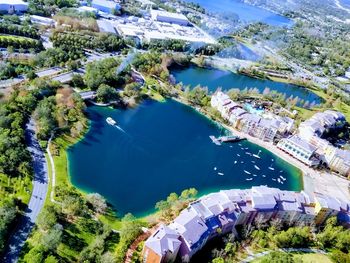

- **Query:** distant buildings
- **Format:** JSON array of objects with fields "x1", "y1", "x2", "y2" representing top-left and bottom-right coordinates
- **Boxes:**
[
  {"x1": 0, "y1": 0, "x2": 28, "y2": 13},
  {"x1": 211, "y1": 91, "x2": 293, "y2": 142},
  {"x1": 30, "y1": 15, "x2": 55, "y2": 26},
  {"x1": 150, "y1": 10, "x2": 189, "y2": 26},
  {"x1": 113, "y1": 9, "x2": 216, "y2": 44},
  {"x1": 143, "y1": 186, "x2": 350, "y2": 262},
  {"x1": 90, "y1": 0, "x2": 121, "y2": 14}
]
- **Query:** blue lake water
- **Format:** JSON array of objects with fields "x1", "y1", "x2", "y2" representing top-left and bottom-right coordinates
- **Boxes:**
[
  {"x1": 184, "y1": 0, "x2": 292, "y2": 26},
  {"x1": 171, "y1": 66, "x2": 322, "y2": 105},
  {"x1": 340, "y1": 0, "x2": 350, "y2": 8},
  {"x1": 68, "y1": 100, "x2": 302, "y2": 217}
]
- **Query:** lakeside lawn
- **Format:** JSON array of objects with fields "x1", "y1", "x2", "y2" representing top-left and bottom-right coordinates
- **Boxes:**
[
  {"x1": 49, "y1": 134, "x2": 125, "y2": 230},
  {"x1": 252, "y1": 252, "x2": 332, "y2": 263}
]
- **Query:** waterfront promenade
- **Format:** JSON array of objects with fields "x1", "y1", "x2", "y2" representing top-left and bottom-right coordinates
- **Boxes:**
[{"x1": 223, "y1": 123, "x2": 350, "y2": 202}]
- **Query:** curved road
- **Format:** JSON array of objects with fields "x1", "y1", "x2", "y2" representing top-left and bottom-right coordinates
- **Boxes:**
[{"x1": 2, "y1": 119, "x2": 49, "y2": 263}]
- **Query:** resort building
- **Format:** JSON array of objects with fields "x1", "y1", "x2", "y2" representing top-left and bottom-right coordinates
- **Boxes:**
[
  {"x1": 324, "y1": 147, "x2": 350, "y2": 178},
  {"x1": 277, "y1": 135, "x2": 320, "y2": 166},
  {"x1": 143, "y1": 225, "x2": 181, "y2": 263},
  {"x1": 0, "y1": 0, "x2": 28, "y2": 13},
  {"x1": 314, "y1": 193, "x2": 342, "y2": 225},
  {"x1": 211, "y1": 91, "x2": 292, "y2": 142},
  {"x1": 150, "y1": 10, "x2": 189, "y2": 26},
  {"x1": 297, "y1": 110, "x2": 349, "y2": 176},
  {"x1": 143, "y1": 186, "x2": 350, "y2": 263}
]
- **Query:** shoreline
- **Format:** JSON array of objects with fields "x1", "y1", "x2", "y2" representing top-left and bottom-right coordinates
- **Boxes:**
[
  {"x1": 172, "y1": 96, "x2": 350, "y2": 202},
  {"x1": 65, "y1": 95, "x2": 350, "y2": 222}
]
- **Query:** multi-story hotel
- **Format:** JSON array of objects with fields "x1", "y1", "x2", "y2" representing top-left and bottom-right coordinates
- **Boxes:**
[
  {"x1": 211, "y1": 91, "x2": 291, "y2": 142},
  {"x1": 277, "y1": 135, "x2": 320, "y2": 166},
  {"x1": 142, "y1": 186, "x2": 350, "y2": 263}
]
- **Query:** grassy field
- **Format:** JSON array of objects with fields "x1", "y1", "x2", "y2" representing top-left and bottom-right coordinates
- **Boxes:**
[{"x1": 253, "y1": 252, "x2": 332, "y2": 263}]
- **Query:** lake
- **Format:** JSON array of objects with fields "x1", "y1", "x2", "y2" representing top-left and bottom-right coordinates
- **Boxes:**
[
  {"x1": 68, "y1": 100, "x2": 302, "y2": 217},
  {"x1": 171, "y1": 66, "x2": 322, "y2": 106},
  {"x1": 184, "y1": 0, "x2": 292, "y2": 26}
]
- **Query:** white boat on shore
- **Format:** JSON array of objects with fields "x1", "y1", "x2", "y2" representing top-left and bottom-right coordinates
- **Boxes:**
[
  {"x1": 244, "y1": 170, "x2": 251, "y2": 175},
  {"x1": 106, "y1": 117, "x2": 116, "y2": 126}
]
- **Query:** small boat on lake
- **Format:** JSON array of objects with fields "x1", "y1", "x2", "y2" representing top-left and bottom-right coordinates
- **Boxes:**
[
  {"x1": 272, "y1": 178, "x2": 276, "y2": 181},
  {"x1": 234, "y1": 161, "x2": 237, "y2": 164},
  {"x1": 237, "y1": 154, "x2": 241, "y2": 157},
  {"x1": 277, "y1": 178, "x2": 281, "y2": 183},
  {"x1": 244, "y1": 170, "x2": 251, "y2": 175},
  {"x1": 268, "y1": 167, "x2": 275, "y2": 171},
  {"x1": 245, "y1": 152, "x2": 252, "y2": 156},
  {"x1": 262, "y1": 174, "x2": 266, "y2": 177},
  {"x1": 214, "y1": 167, "x2": 217, "y2": 171},
  {"x1": 246, "y1": 178, "x2": 253, "y2": 181},
  {"x1": 106, "y1": 117, "x2": 116, "y2": 126},
  {"x1": 254, "y1": 165, "x2": 260, "y2": 170},
  {"x1": 253, "y1": 174, "x2": 257, "y2": 177},
  {"x1": 253, "y1": 150, "x2": 261, "y2": 159},
  {"x1": 218, "y1": 172, "x2": 224, "y2": 176}
]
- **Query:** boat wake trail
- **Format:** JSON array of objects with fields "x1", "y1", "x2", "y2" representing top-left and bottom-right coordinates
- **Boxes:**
[{"x1": 114, "y1": 124, "x2": 126, "y2": 133}]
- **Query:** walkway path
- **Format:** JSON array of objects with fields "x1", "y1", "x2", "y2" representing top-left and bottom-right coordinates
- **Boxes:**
[
  {"x1": 2, "y1": 119, "x2": 49, "y2": 263},
  {"x1": 241, "y1": 248, "x2": 327, "y2": 262}
]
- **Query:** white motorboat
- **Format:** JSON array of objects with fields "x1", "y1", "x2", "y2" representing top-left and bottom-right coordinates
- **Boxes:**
[
  {"x1": 244, "y1": 170, "x2": 251, "y2": 175},
  {"x1": 106, "y1": 117, "x2": 116, "y2": 126}
]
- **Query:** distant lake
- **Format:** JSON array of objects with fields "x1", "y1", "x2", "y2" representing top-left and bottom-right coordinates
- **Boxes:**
[
  {"x1": 171, "y1": 66, "x2": 322, "y2": 106},
  {"x1": 184, "y1": 0, "x2": 292, "y2": 26},
  {"x1": 68, "y1": 100, "x2": 302, "y2": 217}
]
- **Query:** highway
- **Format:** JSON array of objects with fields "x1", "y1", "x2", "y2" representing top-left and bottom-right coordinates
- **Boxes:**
[{"x1": 2, "y1": 119, "x2": 49, "y2": 263}]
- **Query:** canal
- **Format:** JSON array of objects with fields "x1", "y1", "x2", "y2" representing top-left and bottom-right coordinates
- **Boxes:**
[{"x1": 68, "y1": 99, "x2": 302, "y2": 217}]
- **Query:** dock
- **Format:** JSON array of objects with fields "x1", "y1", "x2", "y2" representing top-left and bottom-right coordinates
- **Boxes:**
[{"x1": 209, "y1": 135, "x2": 246, "y2": 145}]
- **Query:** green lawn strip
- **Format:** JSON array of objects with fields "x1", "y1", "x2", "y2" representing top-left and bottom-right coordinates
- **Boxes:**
[
  {"x1": 252, "y1": 252, "x2": 331, "y2": 263},
  {"x1": 292, "y1": 252, "x2": 332, "y2": 263}
]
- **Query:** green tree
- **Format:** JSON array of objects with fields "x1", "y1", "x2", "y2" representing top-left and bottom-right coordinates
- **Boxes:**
[{"x1": 96, "y1": 84, "x2": 119, "y2": 103}]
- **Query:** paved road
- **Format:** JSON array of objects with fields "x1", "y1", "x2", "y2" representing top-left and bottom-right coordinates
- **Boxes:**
[{"x1": 2, "y1": 119, "x2": 49, "y2": 263}]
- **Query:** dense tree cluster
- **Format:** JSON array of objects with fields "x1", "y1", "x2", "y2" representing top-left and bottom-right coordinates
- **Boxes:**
[
  {"x1": 0, "y1": 90, "x2": 38, "y2": 176},
  {"x1": 34, "y1": 48, "x2": 78, "y2": 68},
  {"x1": 0, "y1": 22, "x2": 40, "y2": 39},
  {"x1": 28, "y1": 0, "x2": 78, "y2": 16},
  {"x1": 0, "y1": 199, "x2": 17, "y2": 254},
  {"x1": 207, "y1": 217, "x2": 350, "y2": 263},
  {"x1": 50, "y1": 31, "x2": 126, "y2": 55},
  {"x1": 84, "y1": 57, "x2": 122, "y2": 90},
  {"x1": 0, "y1": 35, "x2": 43, "y2": 51}
]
